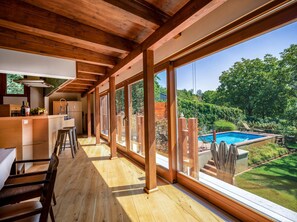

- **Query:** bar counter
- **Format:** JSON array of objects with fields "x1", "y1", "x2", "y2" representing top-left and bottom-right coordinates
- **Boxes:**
[{"x1": 0, "y1": 115, "x2": 66, "y2": 170}]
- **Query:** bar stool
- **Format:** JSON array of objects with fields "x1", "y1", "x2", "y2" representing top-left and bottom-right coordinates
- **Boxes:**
[
  {"x1": 55, "y1": 129, "x2": 75, "y2": 158},
  {"x1": 63, "y1": 126, "x2": 79, "y2": 153}
]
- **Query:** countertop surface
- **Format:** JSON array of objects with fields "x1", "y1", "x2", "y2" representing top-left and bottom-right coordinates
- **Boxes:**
[{"x1": 0, "y1": 114, "x2": 67, "y2": 120}]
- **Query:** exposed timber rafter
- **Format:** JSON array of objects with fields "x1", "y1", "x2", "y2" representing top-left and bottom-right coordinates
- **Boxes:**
[
  {"x1": 103, "y1": 0, "x2": 170, "y2": 26},
  {"x1": 77, "y1": 62, "x2": 107, "y2": 75},
  {"x1": 63, "y1": 85, "x2": 90, "y2": 90},
  {"x1": 0, "y1": 0, "x2": 136, "y2": 54},
  {"x1": 0, "y1": 27, "x2": 117, "y2": 66},
  {"x1": 70, "y1": 80, "x2": 95, "y2": 86},
  {"x1": 76, "y1": 73, "x2": 100, "y2": 82},
  {"x1": 85, "y1": 0, "x2": 224, "y2": 95}
]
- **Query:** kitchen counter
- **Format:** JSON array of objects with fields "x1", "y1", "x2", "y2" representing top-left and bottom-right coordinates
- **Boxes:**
[
  {"x1": 0, "y1": 114, "x2": 66, "y2": 120},
  {"x1": 0, "y1": 115, "x2": 65, "y2": 169}
]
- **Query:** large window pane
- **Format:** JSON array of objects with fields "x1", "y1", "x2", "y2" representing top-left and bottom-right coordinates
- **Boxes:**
[
  {"x1": 100, "y1": 94, "x2": 109, "y2": 136},
  {"x1": 129, "y1": 80, "x2": 145, "y2": 156},
  {"x1": 116, "y1": 88, "x2": 126, "y2": 146},
  {"x1": 175, "y1": 22, "x2": 297, "y2": 213},
  {"x1": 155, "y1": 71, "x2": 168, "y2": 168}
]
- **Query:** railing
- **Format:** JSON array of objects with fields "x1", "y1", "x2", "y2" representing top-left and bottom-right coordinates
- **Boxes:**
[
  {"x1": 136, "y1": 115, "x2": 145, "y2": 155},
  {"x1": 178, "y1": 117, "x2": 199, "y2": 178}
]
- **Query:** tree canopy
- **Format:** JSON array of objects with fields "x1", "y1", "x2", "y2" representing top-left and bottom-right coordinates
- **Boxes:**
[{"x1": 214, "y1": 44, "x2": 296, "y2": 120}]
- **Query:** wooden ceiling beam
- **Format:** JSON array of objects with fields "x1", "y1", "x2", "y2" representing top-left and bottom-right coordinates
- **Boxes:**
[
  {"x1": 0, "y1": 27, "x2": 117, "y2": 66},
  {"x1": 58, "y1": 89, "x2": 86, "y2": 93},
  {"x1": 104, "y1": 0, "x2": 170, "y2": 26},
  {"x1": 0, "y1": 0, "x2": 136, "y2": 54},
  {"x1": 70, "y1": 80, "x2": 94, "y2": 86},
  {"x1": 76, "y1": 73, "x2": 99, "y2": 81},
  {"x1": 77, "y1": 62, "x2": 107, "y2": 75},
  {"x1": 63, "y1": 85, "x2": 89, "y2": 89},
  {"x1": 86, "y1": 0, "x2": 224, "y2": 95}
]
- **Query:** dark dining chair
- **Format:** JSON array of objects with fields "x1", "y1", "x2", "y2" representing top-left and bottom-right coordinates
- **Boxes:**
[
  {"x1": 0, "y1": 139, "x2": 62, "y2": 208},
  {"x1": 0, "y1": 153, "x2": 58, "y2": 207},
  {"x1": 0, "y1": 152, "x2": 59, "y2": 222}
]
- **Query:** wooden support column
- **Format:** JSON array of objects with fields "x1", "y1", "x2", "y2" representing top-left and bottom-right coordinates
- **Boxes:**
[
  {"x1": 143, "y1": 49, "x2": 158, "y2": 193},
  {"x1": 109, "y1": 76, "x2": 117, "y2": 159},
  {"x1": 95, "y1": 86, "x2": 100, "y2": 144},
  {"x1": 167, "y1": 62, "x2": 177, "y2": 183},
  {"x1": 87, "y1": 93, "x2": 92, "y2": 138}
]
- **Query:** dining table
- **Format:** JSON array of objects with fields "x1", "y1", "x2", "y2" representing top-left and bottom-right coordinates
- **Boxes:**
[{"x1": 0, "y1": 148, "x2": 16, "y2": 190}]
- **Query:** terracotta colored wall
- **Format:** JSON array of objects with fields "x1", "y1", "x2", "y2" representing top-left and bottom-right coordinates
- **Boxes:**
[{"x1": 155, "y1": 102, "x2": 167, "y2": 120}]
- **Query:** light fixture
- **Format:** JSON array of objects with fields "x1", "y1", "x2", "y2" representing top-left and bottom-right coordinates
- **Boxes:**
[{"x1": 14, "y1": 79, "x2": 53, "y2": 88}]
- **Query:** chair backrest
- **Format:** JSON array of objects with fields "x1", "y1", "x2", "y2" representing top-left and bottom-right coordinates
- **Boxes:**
[
  {"x1": 242, "y1": 122, "x2": 250, "y2": 130},
  {"x1": 40, "y1": 153, "x2": 59, "y2": 222}
]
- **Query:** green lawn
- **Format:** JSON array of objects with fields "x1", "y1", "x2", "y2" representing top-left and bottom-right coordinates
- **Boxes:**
[{"x1": 235, "y1": 153, "x2": 297, "y2": 212}]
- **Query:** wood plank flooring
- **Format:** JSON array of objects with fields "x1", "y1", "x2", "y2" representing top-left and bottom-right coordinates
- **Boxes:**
[{"x1": 48, "y1": 137, "x2": 238, "y2": 222}]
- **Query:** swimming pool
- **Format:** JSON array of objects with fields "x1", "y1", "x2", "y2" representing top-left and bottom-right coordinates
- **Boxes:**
[{"x1": 198, "y1": 132, "x2": 265, "y2": 145}]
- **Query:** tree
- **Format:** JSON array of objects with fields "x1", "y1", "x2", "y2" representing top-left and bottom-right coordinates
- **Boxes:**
[
  {"x1": 217, "y1": 55, "x2": 289, "y2": 118},
  {"x1": 177, "y1": 89, "x2": 200, "y2": 102},
  {"x1": 6, "y1": 74, "x2": 24, "y2": 94},
  {"x1": 202, "y1": 90, "x2": 218, "y2": 104},
  {"x1": 280, "y1": 44, "x2": 297, "y2": 97}
]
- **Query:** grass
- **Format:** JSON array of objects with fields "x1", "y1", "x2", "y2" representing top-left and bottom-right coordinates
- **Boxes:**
[
  {"x1": 235, "y1": 153, "x2": 297, "y2": 212},
  {"x1": 242, "y1": 143, "x2": 289, "y2": 166}
]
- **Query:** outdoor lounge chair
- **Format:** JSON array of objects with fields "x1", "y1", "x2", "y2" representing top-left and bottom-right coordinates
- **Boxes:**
[
  {"x1": 199, "y1": 134, "x2": 213, "y2": 152},
  {"x1": 241, "y1": 122, "x2": 264, "y2": 132}
]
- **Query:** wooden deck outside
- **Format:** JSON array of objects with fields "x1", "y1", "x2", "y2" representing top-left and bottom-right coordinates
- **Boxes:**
[{"x1": 45, "y1": 137, "x2": 238, "y2": 222}]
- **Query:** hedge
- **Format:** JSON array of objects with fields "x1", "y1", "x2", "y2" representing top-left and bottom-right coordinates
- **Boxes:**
[{"x1": 177, "y1": 98, "x2": 243, "y2": 129}]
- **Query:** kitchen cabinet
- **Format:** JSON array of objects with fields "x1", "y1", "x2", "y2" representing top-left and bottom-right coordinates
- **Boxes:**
[{"x1": 0, "y1": 115, "x2": 64, "y2": 170}]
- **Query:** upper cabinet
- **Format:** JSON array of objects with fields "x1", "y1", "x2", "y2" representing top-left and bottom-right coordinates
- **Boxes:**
[
  {"x1": 67, "y1": 101, "x2": 82, "y2": 112},
  {"x1": 53, "y1": 101, "x2": 82, "y2": 114}
]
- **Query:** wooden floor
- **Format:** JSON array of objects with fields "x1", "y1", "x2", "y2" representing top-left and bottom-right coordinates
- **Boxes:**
[{"x1": 47, "y1": 137, "x2": 238, "y2": 222}]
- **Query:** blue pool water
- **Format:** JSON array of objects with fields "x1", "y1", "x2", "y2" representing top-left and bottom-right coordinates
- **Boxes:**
[{"x1": 198, "y1": 132, "x2": 264, "y2": 145}]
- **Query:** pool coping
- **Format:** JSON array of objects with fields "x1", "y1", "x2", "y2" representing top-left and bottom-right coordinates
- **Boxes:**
[{"x1": 199, "y1": 130, "x2": 276, "y2": 146}]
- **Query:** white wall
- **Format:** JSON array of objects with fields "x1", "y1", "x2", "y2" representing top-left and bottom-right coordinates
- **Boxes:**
[
  {"x1": 3, "y1": 96, "x2": 27, "y2": 105},
  {"x1": 0, "y1": 49, "x2": 76, "y2": 79}
]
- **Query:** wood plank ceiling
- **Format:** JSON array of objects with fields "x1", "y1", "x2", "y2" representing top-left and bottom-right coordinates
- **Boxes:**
[{"x1": 0, "y1": 0, "x2": 219, "y2": 95}]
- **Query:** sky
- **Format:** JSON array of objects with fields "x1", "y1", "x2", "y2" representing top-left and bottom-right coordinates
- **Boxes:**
[{"x1": 156, "y1": 21, "x2": 297, "y2": 92}]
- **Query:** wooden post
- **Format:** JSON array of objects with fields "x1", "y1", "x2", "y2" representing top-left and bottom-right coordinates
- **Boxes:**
[
  {"x1": 109, "y1": 76, "x2": 117, "y2": 159},
  {"x1": 136, "y1": 115, "x2": 142, "y2": 153},
  {"x1": 213, "y1": 130, "x2": 216, "y2": 142},
  {"x1": 117, "y1": 114, "x2": 122, "y2": 143},
  {"x1": 140, "y1": 116, "x2": 145, "y2": 155},
  {"x1": 137, "y1": 115, "x2": 145, "y2": 155},
  {"x1": 188, "y1": 118, "x2": 198, "y2": 178},
  {"x1": 87, "y1": 93, "x2": 91, "y2": 138},
  {"x1": 167, "y1": 62, "x2": 177, "y2": 183},
  {"x1": 178, "y1": 117, "x2": 186, "y2": 173},
  {"x1": 124, "y1": 85, "x2": 130, "y2": 149},
  {"x1": 95, "y1": 86, "x2": 100, "y2": 144},
  {"x1": 143, "y1": 49, "x2": 158, "y2": 193}
]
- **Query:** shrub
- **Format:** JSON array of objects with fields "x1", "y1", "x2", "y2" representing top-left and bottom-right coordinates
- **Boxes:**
[
  {"x1": 177, "y1": 98, "x2": 243, "y2": 129},
  {"x1": 214, "y1": 120, "x2": 237, "y2": 132},
  {"x1": 243, "y1": 143, "x2": 289, "y2": 166}
]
